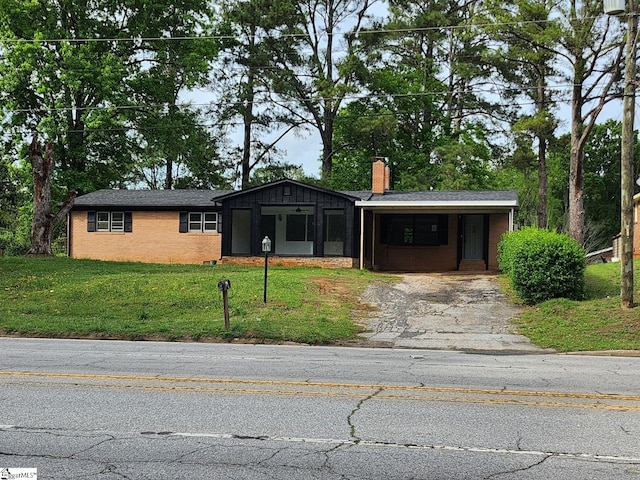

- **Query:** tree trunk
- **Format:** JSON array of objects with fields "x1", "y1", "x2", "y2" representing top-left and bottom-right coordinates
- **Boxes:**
[
  {"x1": 568, "y1": 80, "x2": 585, "y2": 246},
  {"x1": 537, "y1": 135, "x2": 547, "y2": 228},
  {"x1": 536, "y1": 74, "x2": 549, "y2": 229},
  {"x1": 321, "y1": 120, "x2": 333, "y2": 180},
  {"x1": 27, "y1": 136, "x2": 77, "y2": 255}
]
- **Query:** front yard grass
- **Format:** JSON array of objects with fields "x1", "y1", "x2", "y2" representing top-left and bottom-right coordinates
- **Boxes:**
[
  {"x1": 513, "y1": 262, "x2": 640, "y2": 352},
  {"x1": 1, "y1": 257, "x2": 639, "y2": 352},
  {"x1": 0, "y1": 256, "x2": 383, "y2": 344}
]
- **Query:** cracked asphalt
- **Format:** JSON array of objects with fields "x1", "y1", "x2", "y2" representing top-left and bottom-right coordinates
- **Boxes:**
[
  {"x1": 359, "y1": 273, "x2": 549, "y2": 352},
  {"x1": 1, "y1": 340, "x2": 639, "y2": 479}
]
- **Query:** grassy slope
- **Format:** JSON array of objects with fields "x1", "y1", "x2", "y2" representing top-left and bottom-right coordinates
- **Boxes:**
[
  {"x1": 514, "y1": 262, "x2": 640, "y2": 352},
  {"x1": 1, "y1": 257, "x2": 638, "y2": 351},
  {"x1": 0, "y1": 257, "x2": 381, "y2": 344}
]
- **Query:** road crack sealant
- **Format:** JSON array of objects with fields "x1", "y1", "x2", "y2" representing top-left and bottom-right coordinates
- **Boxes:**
[{"x1": 347, "y1": 388, "x2": 383, "y2": 444}]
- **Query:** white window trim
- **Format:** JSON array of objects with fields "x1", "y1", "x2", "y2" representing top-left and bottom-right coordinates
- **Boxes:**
[
  {"x1": 96, "y1": 211, "x2": 125, "y2": 232},
  {"x1": 110, "y1": 212, "x2": 125, "y2": 232},
  {"x1": 96, "y1": 212, "x2": 110, "y2": 232},
  {"x1": 188, "y1": 212, "x2": 219, "y2": 233}
]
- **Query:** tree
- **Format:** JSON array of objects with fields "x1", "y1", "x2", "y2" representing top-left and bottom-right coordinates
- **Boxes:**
[
  {"x1": 129, "y1": 0, "x2": 222, "y2": 190},
  {"x1": 485, "y1": 0, "x2": 560, "y2": 228},
  {"x1": 215, "y1": 0, "x2": 303, "y2": 188},
  {"x1": 330, "y1": 0, "x2": 500, "y2": 191},
  {"x1": 270, "y1": 0, "x2": 378, "y2": 179},
  {"x1": 246, "y1": 162, "x2": 310, "y2": 187},
  {"x1": 0, "y1": 0, "x2": 146, "y2": 193},
  {"x1": 26, "y1": 136, "x2": 76, "y2": 255},
  {"x1": 555, "y1": 0, "x2": 624, "y2": 245}
]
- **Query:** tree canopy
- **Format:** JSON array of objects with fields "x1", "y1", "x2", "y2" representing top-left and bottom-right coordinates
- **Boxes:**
[{"x1": 0, "y1": 0, "x2": 637, "y2": 255}]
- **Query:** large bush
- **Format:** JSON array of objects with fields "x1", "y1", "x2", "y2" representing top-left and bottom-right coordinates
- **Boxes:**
[{"x1": 498, "y1": 227, "x2": 586, "y2": 305}]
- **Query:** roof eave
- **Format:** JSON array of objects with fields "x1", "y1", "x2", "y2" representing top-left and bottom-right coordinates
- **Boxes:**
[{"x1": 355, "y1": 200, "x2": 519, "y2": 208}]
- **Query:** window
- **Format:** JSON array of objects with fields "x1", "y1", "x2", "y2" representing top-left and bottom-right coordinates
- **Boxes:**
[
  {"x1": 97, "y1": 212, "x2": 110, "y2": 231},
  {"x1": 286, "y1": 214, "x2": 314, "y2": 241},
  {"x1": 89, "y1": 211, "x2": 131, "y2": 232},
  {"x1": 110, "y1": 212, "x2": 124, "y2": 232},
  {"x1": 381, "y1": 214, "x2": 448, "y2": 246},
  {"x1": 180, "y1": 212, "x2": 219, "y2": 233}
]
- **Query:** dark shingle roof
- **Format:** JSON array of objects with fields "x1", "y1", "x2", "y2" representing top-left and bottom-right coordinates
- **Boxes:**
[
  {"x1": 366, "y1": 190, "x2": 518, "y2": 203},
  {"x1": 339, "y1": 190, "x2": 373, "y2": 201},
  {"x1": 73, "y1": 187, "x2": 518, "y2": 209},
  {"x1": 73, "y1": 189, "x2": 230, "y2": 209}
]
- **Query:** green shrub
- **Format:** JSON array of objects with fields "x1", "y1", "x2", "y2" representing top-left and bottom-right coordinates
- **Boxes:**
[{"x1": 498, "y1": 227, "x2": 586, "y2": 305}]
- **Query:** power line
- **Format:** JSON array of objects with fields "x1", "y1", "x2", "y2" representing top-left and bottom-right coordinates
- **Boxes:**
[
  {"x1": 0, "y1": 16, "x2": 609, "y2": 45},
  {"x1": 0, "y1": 82, "x2": 603, "y2": 116}
]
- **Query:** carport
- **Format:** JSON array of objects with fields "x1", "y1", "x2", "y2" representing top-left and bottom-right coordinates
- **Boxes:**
[{"x1": 356, "y1": 190, "x2": 518, "y2": 272}]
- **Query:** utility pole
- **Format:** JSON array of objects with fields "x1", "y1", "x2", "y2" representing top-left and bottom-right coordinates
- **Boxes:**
[
  {"x1": 620, "y1": 0, "x2": 637, "y2": 308},
  {"x1": 605, "y1": 0, "x2": 638, "y2": 308}
]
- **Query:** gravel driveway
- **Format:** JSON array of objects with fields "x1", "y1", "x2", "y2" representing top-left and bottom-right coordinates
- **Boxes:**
[{"x1": 359, "y1": 273, "x2": 550, "y2": 353}]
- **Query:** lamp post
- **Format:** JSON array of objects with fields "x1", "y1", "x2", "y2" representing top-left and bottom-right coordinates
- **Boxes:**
[
  {"x1": 605, "y1": 0, "x2": 637, "y2": 308},
  {"x1": 262, "y1": 236, "x2": 271, "y2": 303}
]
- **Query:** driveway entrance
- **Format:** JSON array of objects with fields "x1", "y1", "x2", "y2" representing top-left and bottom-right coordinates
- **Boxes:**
[{"x1": 359, "y1": 274, "x2": 550, "y2": 353}]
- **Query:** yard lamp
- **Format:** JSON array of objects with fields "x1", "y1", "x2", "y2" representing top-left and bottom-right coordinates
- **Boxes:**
[
  {"x1": 262, "y1": 236, "x2": 272, "y2": 303},
  {"x1": 604, "y1": 0, "x2": 637, "y2": 308}
]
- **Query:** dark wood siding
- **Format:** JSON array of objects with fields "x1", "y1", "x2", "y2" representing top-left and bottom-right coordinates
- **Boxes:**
[{"x1": 221, "y1": 181, "x2": 358, "y2": 258}]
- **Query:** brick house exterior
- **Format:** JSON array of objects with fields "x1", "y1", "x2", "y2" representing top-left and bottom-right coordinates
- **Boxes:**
[
  {"x1": 69, "y1": 190, "x2": 227, "y2": 264},
  {"x1": 68, "y1": 160, "x2": 519, "y2": 272}
]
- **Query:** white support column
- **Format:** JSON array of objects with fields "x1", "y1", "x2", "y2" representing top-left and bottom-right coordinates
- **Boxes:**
[{"x1": 359, "y1": 209, "x2": 365, "y2": 270}]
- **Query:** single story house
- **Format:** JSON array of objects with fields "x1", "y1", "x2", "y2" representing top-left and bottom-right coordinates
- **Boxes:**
[{"x1": 68, "y1": 160, "x2": 519, "y2": 272}]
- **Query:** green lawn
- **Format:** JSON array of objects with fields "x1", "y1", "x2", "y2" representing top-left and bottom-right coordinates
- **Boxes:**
[
  {"x1": 513, "y1": 261, "x2": 640, "y2": 352},
  {"x1": 1, "y1": 256, "x2": 639, "y2": 352},
  {"x1": 0, "y1": 256, "x2": 382, "y2": 344}
]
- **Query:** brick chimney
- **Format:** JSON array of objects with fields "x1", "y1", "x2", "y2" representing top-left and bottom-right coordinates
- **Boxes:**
[{"x1": 372, "y1": 158, "x2": 390, "y2": 194}]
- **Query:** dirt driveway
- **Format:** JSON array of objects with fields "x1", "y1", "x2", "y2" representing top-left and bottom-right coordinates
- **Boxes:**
[{"x1": 359, "y1": 273, "x2": 550, "y2": 353}]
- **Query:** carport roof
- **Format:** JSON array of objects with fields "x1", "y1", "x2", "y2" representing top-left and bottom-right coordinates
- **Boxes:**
[{"x1": 355, "y1": 190, "x2": 518, "y2": 208}]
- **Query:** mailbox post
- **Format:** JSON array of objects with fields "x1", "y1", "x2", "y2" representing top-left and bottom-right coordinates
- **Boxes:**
[
  {"x1": 262, "y1": 236, "x2": 271, "y2": 303},
  {"x1": 217, "y1": 279, "x2": 231, "y2": 330}
]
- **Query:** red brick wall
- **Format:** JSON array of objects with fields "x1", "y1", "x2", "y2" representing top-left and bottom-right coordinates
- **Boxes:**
[
  {"x1": 373, "y1": 214, "x2": 459, "y2": 272},
  {"x1": 372, "y1": 160, "x2": 387, "y2": 194},
  {"x1": 488, "y1": 213, "x2": 509, "y2": 270},
  {"x1": 69, "y1": 210, "x2": 222, "y2": 264},
  {"x1": 372, "y1": 213, "x2": 510, "y2": 272},
  {"x1": 219, "y1": 256, "x2": 357, "y2": 268}
]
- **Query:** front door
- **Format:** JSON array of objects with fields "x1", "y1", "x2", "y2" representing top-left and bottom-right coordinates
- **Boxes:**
[{"x1": 463, "y1": 215, "x2": 485, "y2": 260}]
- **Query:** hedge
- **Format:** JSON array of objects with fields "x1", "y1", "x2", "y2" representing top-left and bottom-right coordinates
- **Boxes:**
[{"x1": 498, "y1": 227, "x2": 586, "y2": 305}]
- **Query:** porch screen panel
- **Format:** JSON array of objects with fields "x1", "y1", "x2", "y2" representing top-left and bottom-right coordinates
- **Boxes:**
[
  {"x1": 231, "y1": 209, "x2": 251, "y2": 255},
  {"x1": 324, "y1": 209, "x2": 345, "y2": 256}
]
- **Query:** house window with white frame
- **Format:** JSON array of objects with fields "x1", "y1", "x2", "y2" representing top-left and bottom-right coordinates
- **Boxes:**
[
  {"x1": 184, "y1": 212, "x2": 219, "y2": 232},
  {"x1": 97, "y1": 211, "x2": 125, "y2": 232}
]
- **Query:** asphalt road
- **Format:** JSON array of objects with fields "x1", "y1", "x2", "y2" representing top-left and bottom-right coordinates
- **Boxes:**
[{"x1": 1, "y1": 338, "x2": 639, "y2": 479}]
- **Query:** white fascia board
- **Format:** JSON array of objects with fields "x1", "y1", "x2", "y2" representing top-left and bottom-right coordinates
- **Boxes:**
[{"x1": 355, "y1": 200, "x2": 518, "y2": 208}]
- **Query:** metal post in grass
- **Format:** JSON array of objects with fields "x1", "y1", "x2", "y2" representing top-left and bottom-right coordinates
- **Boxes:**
[
  {"x1": 217, "y1": 279, "x2": 231, "y2": 330},
  {"x1": 262, "y1": 236, "x2": 271, "y2": 304}
]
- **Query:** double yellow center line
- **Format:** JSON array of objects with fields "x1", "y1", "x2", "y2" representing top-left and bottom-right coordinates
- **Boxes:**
[{"x1": 2, "y1": 371, "x2": 639, "y2": 411}]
